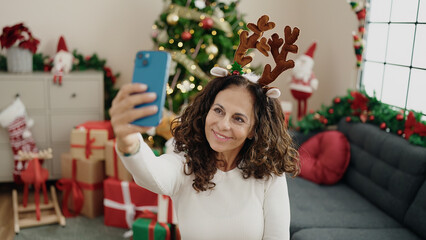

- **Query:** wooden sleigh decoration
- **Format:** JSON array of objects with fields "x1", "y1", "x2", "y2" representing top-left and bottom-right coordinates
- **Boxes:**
[{"x1": 12, "y1": 148, "x2": 66, "y2": 234}]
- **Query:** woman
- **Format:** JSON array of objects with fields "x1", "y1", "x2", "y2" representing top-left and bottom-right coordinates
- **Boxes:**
[{"x1": 110, "y1": 15, "x2": 300, "y2": 240}]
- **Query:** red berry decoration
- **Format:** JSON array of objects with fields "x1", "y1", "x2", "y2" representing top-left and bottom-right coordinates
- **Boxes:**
[
  {"x1": 369, "y1": 115, "x2": 375, "y2": 121},
  {"x1": 380, "y1": 122, "x2": 386, "y2": 129},
  {"x1": 201, "y1": 17, "x2": 214, "y2": 30},
  {"x1": 323, "y1": 119, "x2": 328, "y2": 125},
  {"x1": 181, "y1": 31, "x2": 192, "y2": 41},
  {"x1": 334, "y1": 97, "x2": 341, "y2": 104},
  {"x1": 396, "y1": 114, "x2": 404, "y2": 121},
  {"x1": 397, "y1": 130, "x2": 403, "y2": 135},
  {"x1": 346, "y1": 116, "x2": 351, "y2": 122},
  {"x1": 328, "y1": 109, "x2": 334, "y2": 114}
]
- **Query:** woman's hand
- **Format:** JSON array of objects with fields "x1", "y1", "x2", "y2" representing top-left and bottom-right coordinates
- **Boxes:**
[{"x1": 109, "y1": 83, "x2": 158, "y2": 153}]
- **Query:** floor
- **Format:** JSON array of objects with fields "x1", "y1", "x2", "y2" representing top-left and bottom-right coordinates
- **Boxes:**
[{"x1": 0, "y1": 182, "x2": 129, "y2": 240}]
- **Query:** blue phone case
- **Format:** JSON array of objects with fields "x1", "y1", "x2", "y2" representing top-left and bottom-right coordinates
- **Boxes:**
[{"x1": 131, "y1": 51, "x2": 171, "y2": 126}]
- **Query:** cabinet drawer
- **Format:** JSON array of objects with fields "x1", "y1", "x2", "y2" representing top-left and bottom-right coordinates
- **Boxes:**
[
  {"x1": 50, "y1": 113, "x2": 102, "y2": 142},
  {"x1": 0, "y1": 79, "x2": 46, "y2": 109},
  {"x1": 49, "y1": 80, "x2": 101, "y2": 109}
]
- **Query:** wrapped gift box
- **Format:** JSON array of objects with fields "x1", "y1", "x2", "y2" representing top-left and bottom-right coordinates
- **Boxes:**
[
  {"x1": 133, "y1": 218, "x2": 176, "y2": 240},
  {"x1": 105, "y1": 139, "x2": 133, "y2": 181},
  {"x1": 104, "y1": 177, "x2": 158, "y2": 228},
  {"x1": 70, "y1": 121, "x2": 113, "y2": 161},
  {"x1": 57, "y1": 153, "x2": 105, "y2": 218}
]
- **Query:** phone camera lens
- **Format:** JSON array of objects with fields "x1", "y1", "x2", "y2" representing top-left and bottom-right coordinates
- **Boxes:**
[
  {"x1": 137, "y1": 53, "x2": 143, "y2": 59},
  {"x1": 142, "y1": 59, "x2": 148, "y2": 66}
]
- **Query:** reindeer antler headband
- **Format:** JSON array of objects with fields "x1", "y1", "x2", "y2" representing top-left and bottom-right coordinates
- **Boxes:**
[{"x1": 210, "y1": 15, "x2": 300, "y2": 98}]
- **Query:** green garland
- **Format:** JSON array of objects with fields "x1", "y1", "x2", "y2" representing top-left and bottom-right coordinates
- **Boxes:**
[
  {"x1": 297, "y1": 89, "x2": 426, "y2": 147},
  {"x1": 0, "y1": 50, "x2": 119, "y2": 119}
]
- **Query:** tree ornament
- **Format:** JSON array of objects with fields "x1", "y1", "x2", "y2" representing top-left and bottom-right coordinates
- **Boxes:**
[
  {"x1": 369, "y1": 115, "x2": 375, "y2": 121},
  {"x1": 380, "y1": 122, "x2": 387, "y2": 130},
  {"x1": 206, "y1": 43, "x2": 218, "y2": 56},
  {"x1": 201, "y1": 17, "x2": 214, "y2": 30},
  {"x1": 328, "y1": 108, "x2": 334, "y2": 114},
  {"x1": 334, "y1": 97, "x2": 341, "y2": 104},
  {"x1": 217, "y1": 55, "x2": 231, "y2": 68},
  {"x1": 167, "y1": 13, "x2": 180, "y2": 25},
  {"x1": 181, "y1": 31, "x2": 192, "y2": 41},
  {"x1": 346, "y1": 116, "x2": 351, "y2": 122},
  {"x1": 396, "y1": 114, "x2": 404, "y2": 121},
  {"x1": 397, "y1": 130, "x2": 403, "y2": 135}
]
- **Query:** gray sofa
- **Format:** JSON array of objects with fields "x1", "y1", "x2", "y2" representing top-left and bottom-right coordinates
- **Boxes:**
[{"x1": 288, "y1": 118, "x2": 426, "y2": 240}]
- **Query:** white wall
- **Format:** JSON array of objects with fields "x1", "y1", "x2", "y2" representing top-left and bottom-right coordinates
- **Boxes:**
[{"x1": 0, "y1": 0, "x2": 359, "y2": 118}]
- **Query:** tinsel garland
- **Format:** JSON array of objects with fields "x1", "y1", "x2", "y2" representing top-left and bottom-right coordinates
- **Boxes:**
[
  {"x1": 0, "y1": 50, "x2": 119, "y2": 119},
  {"x1": 296, "y1": 90, "x2": 426, "y2": 147}
]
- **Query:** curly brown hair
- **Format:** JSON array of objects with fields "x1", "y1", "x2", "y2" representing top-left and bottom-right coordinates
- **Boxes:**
[{"x1": 171, "y1": 75, "x2": 300, "y2": 192}]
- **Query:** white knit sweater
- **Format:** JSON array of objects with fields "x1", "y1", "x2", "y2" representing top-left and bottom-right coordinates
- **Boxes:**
[{"x1": 118, "y1": 134, "x2": 290, "y2": 240}]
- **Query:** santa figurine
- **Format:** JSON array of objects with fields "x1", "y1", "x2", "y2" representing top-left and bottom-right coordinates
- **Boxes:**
[
  {"x1": 51, "y1": 36, "x2": 73, "y2": 85},
  {"x1": 289, "y1": 42, "x2": 319, "y2": 120}
]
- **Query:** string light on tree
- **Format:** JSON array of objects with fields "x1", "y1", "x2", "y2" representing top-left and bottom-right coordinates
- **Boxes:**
[{"x1": 167, "y1": 13, "x2": 180, "y2": 25}]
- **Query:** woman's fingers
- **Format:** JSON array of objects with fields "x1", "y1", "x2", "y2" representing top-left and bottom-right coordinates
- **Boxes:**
[
  {"x1": 112, "y1": 83, "x2": 147, "y2": 105},
  {"x1": 111, "y1": 105, "x2": 158, "y2": 129},
  {"x1": 110, "y1": 91, "x2": 157, "y2": 116}
]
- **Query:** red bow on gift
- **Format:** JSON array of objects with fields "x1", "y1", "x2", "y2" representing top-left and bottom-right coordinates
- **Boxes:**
[
  {"x1": 56, "y1": 159, "x2": 84, "y2": 217},
  {"x1": 404, "y1": 111, "x2": 426, "y2": 140}
]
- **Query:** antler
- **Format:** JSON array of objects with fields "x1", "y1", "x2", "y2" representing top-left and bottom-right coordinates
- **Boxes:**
[
  {"x1": 258, "y1": 26, "x2": 300, "y2": 86},
  {"x1": 234, "y1": 15, "x2": 276, "y2": 67}
]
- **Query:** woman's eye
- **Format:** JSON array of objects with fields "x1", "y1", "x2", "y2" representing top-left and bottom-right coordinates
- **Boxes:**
[
  {"x1": 235, "y1": 117, "x2": 245, "y2": 123},
  {"x1": 214, "y1": 108, "x2": 223, "y2": 114}
]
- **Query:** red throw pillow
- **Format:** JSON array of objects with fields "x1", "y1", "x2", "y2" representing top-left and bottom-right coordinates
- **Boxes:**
[{"x1": 298, "y1": 130, "x2": 350, "y2": 184}]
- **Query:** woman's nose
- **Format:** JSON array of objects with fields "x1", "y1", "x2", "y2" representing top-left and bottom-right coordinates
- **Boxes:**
[{"x1": 218, "y1": 117, "x2": 231, "y2": 130}]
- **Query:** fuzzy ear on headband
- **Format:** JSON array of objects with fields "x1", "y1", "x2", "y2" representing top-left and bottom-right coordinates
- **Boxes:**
[{"x1": 211, "y1": 15, "x2": 300, "y2": 99}]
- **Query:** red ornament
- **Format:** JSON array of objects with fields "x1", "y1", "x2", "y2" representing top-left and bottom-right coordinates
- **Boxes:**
[
  {"x1": 309, "y1": 109, "x2": 315, "y2": 114},
  {"x1": 380, "y1": 122, "x2": 386, "y2": 130},
  {"x1": 397, "y1": 130, "x2": 403, "y2": 135},
  {"x1": 369, "y1": 115, "x2": 375, "y2": 121},
  {"x1": 396, "y1": 114, "x2": 404, "y2": 121},
  {"x1": 322, "y1": 119, "x2": 328, "y2": 125},
  {"x1": 232, "y1": 70, "x2": 240, "y2": 75},
  {"x1": 201, "y1": 17, "x2": 214, "y2": 30},
  {"x1": 181, "y1": 31, "x2": 192, "y2": 41},
  {"x1": 346, "y1": 116, "x2": 351, "y2": 122},
  {"x1": 328, "y1": 109, "x2": 334, "y2": 114},
  {"x1": 334, "y1": 97, "x2": 341, "y2": 104}
]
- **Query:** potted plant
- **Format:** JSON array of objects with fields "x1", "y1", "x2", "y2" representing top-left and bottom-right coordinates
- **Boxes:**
[{"x1": 0, "y1": 23, "x2": 40, "y2": 73}]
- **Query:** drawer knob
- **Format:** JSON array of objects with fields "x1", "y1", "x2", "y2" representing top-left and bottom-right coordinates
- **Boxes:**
[{"x1": 71, "y1": 93, "x2": 77, "y2": 98}]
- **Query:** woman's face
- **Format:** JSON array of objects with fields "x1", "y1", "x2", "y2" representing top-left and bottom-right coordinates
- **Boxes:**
[{"x1": 205, "y1": 85, "x2": 255, "y2": 159}]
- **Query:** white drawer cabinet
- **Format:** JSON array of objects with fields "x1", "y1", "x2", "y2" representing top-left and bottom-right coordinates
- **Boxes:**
[{"x1": 0, "y1": 71, "x2": 104, "y2": 182}]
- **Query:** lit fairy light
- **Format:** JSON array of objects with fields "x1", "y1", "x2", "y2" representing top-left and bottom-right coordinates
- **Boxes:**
[
  {"x1": 169, "y1": 39, "x2": 174, "y2": 44},
  {"x1": 159, "y1": 46, "x2": 165, "y2": 50},
  {"x1": 246, "y1": 69, "x2": 252, "y2": 73},
  {"x1": 181, "y1": 49, "x2": 186, "y2": 54},
  {"x1": 166, "y1": 84, "x2": 174, "y2": 94},
  {"x1": 237, "y1": 29, "x2": 243, "y2": 35},
  {"x1": 200, "y1": 15, "x2": 205, "y2": 20},
  {"x1": 152, "y1": 25, "x2": 157, "y2": 29},
  {"x1": 226, "y1": 64, "x2": 232, "y2": 69},
  {"x1": 178, "y1": 42, "x2": 183, "y2": 47},
  {"x1": 191, "y1": 65, "x2": 196, "y2": 70},
  {"x1": 190, "y1": 48, "x2": 195, "y2": 53},
  {"x1": 190, "y1": 29, "x2": 195, "y2": 34},
  {"x1": 220, "y1": 18, "x2": 225, "y2": 22},
  {"x1": 239, "y1": 21, "x2": 244, "y2": 27},
  {"x1": 197, "y1": 85, "x2": 203, "y2": 91},
  {"x1": 201, "y1": 44, "x2": 206, "y2": 49},
  {"x1": 189, "y1": 76, "x2": 195, "y2": 81},
  {"x1": 212, "y1": 31, "x2": 217, "y2": 36},
  {"x1": 208, "y1": 54, "x2": 215, "y2": 60},
  {"x1": 190, "y1": 83, "x2": 195, "y2": 89}
]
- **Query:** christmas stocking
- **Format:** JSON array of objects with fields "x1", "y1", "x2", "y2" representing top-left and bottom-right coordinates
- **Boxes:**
[{"x1": 0, "y1": 98, "x2": 39, "y2": 184}]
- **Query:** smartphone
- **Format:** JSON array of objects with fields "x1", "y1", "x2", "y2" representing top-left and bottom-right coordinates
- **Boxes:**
[{"x1": 131, "y1": 51, "x2": 171, "y2": 126}]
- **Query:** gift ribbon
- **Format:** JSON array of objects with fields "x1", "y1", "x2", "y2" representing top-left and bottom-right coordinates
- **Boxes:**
[
  {"x1": 103, "y1": 181, "x2": 158, "y2": 228},
  {"x1": 56, "y1": 159, "x2": 83, "y2": 217},
  {"x1": 70, "y1": 129, "x2": 105, "y2": 159},
  {"x1": 56, "y1": 159, "x2": 103, "y2": 217},
  {"x1": 159, "y1": 195, "x2": 175, "y2": 224},
  {"x1": 147, "y1": 219, "x2": 171, "y2": 240}
]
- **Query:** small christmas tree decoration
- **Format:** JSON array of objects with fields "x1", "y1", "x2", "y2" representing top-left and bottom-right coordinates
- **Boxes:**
[
  {"x1": 167, "y1": 13, "x2": 180, "y2": 25},
  {"x1": 201, "y1": 17, "x2": 214, "y2": 29},
  {"x1": 205, "y1": 43, "x2": 219, "y2": 56},
  {"x1": 181, "y1": 31, "x2": 192, "y2": 41}
]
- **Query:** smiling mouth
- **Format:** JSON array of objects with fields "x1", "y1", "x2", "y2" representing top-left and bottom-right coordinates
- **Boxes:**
[{"x1": 212, "y1": 130, "x2": 231, "y2": 140}]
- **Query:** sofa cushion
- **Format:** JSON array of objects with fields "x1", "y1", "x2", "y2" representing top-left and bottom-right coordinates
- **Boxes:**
[
  {"x1": 338, "y1": 119, "x2": 426, "y2": 223},
  {"x1": 291, "y1": 228, "x2": 421, "y2": 240},
  {"x1": 287, "y1": 177, "x2": 401, "y2": 235},
  {"x1": 298, "y1": 130, "x2": 350, "y2": 184}
]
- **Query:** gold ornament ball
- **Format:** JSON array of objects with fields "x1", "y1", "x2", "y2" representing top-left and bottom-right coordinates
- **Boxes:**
[
  {"x1": 167, "y1": 13, "x2": 179, "y2": 25},
  {"x1": 206, "y1": 43, "x2": 219, "y2": 56}
]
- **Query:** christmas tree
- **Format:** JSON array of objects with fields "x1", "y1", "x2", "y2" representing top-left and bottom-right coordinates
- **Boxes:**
[{"x1": 151, "y1": 0, "x2": 256, "y2": 113}]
